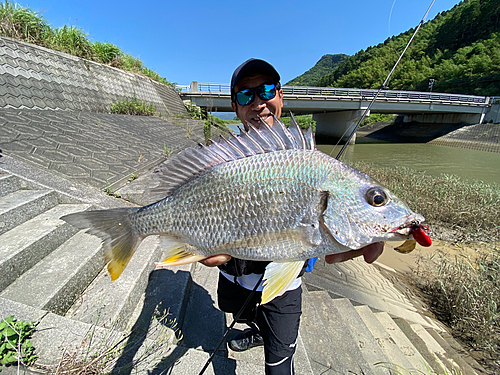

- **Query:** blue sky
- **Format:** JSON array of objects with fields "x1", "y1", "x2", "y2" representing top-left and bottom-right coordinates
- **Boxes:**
[{"x1": 22, "y1": 0, "x2": 461, "y2": 86}]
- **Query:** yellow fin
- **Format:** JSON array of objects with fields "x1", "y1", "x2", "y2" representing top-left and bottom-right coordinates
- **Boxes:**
[
  {"x1": 394, "y1": 239, "x2": 417, "y2": 254},
  {"x1": 155, "y1": 244, "x2": 205, "y2": 268},
  {"x1": 261, "y1": 261, "x2": 304, "y2": 305}
]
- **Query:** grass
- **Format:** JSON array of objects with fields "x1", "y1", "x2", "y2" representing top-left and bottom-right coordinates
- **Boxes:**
[
  {"x1": 0, "y1": 0, "x2": 175, "y2": 87},
  {"x1": 414, "y1": 247, "x2": 499, "y2": 360},
  {"x1": 110, "y1": 96, "x2": 157, "y2": 116}
]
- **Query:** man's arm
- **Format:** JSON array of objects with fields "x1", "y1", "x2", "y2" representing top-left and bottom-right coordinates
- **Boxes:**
[{"x1": 199, "y1": 242, "x2": 385, "y2": 267}]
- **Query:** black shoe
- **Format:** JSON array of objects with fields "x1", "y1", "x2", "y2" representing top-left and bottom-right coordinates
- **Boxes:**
[{"x1": 228, "y1": 329, "x2": 264, "y2": 352}]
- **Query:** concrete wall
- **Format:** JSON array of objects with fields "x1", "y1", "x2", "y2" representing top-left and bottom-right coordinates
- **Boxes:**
[
  {"x1": 0, "y1": 37, "x2": 188, "y2": 117},
  {"x1": 484, "y1": 103, "x2": 500, "y2": 123}
]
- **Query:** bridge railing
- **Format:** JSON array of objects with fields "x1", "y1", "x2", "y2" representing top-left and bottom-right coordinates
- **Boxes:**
[{"x1": 179, "y1": 82, "x2": 489, "y2": 105}]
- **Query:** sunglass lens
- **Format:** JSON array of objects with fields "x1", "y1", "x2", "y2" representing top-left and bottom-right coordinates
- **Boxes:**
[
  {"x1": 236, "y1": 89, "x2": 254, "y2": 106},
  {"x1": 258, "y1": 84, "x2": 276, "y2": 100}
]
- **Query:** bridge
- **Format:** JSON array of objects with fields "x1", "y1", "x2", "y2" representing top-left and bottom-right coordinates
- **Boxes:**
[{"x1": 178, "y1": 82, "x2": 492, "y2": 141}]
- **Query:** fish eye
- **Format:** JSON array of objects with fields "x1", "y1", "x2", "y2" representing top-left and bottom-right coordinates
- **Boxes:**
[{"x1": 365, "y1": 187, "x2": 389, "y2": 207}]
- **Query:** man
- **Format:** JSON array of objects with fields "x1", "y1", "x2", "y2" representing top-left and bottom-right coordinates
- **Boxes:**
[{"x1": 201, "y1": 58, "x2": 384, "y2": 375}]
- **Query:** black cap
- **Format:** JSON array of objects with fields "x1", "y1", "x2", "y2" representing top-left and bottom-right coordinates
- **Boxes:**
[{"x1": 231, "y1": 58, "x2": 280, "y2": 97}]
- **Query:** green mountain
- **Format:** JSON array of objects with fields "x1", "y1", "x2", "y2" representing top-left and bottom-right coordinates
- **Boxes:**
[
  {"x1": 286, "y1": 54, "x2": 348, "y2": 86},
  {"x1": 314, "y1": 0, "x2": 500, "y2": 96}
]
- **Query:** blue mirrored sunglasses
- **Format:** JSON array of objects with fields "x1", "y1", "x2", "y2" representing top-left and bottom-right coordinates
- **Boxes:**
[{"x1": 235, "y1": 83, "x2": 277, "y2": 106}]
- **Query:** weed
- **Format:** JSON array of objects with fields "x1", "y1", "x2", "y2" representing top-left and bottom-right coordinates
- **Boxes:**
[
  {"x1": 185, "y1": 126, "x2": 193, "y2": 138},
  {"x1": 128, "y1": 173, "x2": 138, "y2": 182},
  {"x1": 163, "y1": 144, "x2": 173, "y2": 157},
  {"x1": 0, "y1": 316, "x2": 37, "y2": 369},
  {"x1": 110, "y1": 96, "x2": 157, "y2": 116}
]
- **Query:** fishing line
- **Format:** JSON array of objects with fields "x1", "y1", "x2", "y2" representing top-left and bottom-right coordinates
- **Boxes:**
[
  {"x1": 334, "y1": 0, "x2": 436, "y2": 161},
  {"x1": 198, "y1": 273, "x2": 265, "y2": 375}
]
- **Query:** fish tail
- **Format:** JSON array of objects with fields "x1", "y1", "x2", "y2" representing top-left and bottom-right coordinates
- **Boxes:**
[{"x1": 61, "y1": 207, "x2": 143, "y2": 280}]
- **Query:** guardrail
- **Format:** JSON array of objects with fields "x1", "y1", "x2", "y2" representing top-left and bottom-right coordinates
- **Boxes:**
[{"x1": 177, "y1": 82, "x2": 489, "y2": 105}]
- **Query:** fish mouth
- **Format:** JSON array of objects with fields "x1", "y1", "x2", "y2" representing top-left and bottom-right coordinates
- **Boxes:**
[{"x1": 389, "y1": 214, "x2": 426, "y2": 238}]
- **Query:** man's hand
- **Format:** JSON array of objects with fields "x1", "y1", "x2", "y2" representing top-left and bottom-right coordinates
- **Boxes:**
[
  {"x1": 325, "y1": 242, "x2": 385, "y2": 264},
  {"x1": 199, "y1": 254, "x2": 232, "y2": 267}
]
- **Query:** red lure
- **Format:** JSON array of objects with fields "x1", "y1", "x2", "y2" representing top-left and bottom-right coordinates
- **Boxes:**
[{"x1": 411, "y1": 224, "x2": 432, "y2": 247}]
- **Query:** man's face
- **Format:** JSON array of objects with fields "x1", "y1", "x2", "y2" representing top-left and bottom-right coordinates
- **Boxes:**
[{"x1": 231, "y1": 74, "x2": 283, "y2": 128}]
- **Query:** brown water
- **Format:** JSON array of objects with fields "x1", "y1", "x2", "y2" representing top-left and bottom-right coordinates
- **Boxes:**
[{"x1": 317, "y1": 143, "x2": 500, "y2": 185}]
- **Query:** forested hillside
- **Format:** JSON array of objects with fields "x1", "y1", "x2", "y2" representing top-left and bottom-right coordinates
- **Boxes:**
[
  {"x1": 286, "y1": 54, "x2": 348, "y2": 86},
  {"x1": 314, "y1": 0, "x2": 500, "y2": 96}
]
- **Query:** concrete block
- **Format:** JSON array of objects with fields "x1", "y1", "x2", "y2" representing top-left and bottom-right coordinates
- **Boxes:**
[{"x1": 0, "y1": 204, "x2": 90, "y2": 291}]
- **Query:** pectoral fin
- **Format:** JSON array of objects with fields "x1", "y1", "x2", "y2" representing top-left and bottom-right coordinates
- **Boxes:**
[
  {"x1": 155, "y1": 243, "x2": 206, "y2": 267},
  {"x1": 261, "y1": 261, "x2": 304, "y2": 305}
]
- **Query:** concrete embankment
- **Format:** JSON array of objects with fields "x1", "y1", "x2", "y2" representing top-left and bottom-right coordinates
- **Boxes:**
[{"x1": 358, "y1": 120, "x2": 500, "y2": 153}]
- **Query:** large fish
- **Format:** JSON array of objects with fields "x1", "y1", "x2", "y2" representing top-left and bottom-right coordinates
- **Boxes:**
[{"x1": 61, "y1": 114, "x2": 428, "y2": 304}]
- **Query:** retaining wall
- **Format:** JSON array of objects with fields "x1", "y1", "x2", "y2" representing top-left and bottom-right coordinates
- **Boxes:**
[{"x1": 0, "y1": 36, "x2": 188, "y2": 117}]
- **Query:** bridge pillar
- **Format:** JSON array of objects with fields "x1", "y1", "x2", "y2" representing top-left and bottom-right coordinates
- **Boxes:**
[
  {"x1": 190, "y1": 81, "x2": 199, "y2": 92},
  {"x1": 313, "y1": 110, "x2": 369, "y2": 143}
]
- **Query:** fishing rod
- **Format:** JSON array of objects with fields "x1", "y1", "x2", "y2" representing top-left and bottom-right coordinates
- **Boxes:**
[{"x1": 335, "y1": 0, "x2": 436, "y2": 160}]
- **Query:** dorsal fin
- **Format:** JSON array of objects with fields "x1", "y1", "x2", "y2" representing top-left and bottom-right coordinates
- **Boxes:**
[{"x1": 150, "y1": 114, "x2": 316, "y2": 200}]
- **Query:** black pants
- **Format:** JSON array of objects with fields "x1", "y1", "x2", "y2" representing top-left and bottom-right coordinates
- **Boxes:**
[{"x1": 218, "y1": 274, "x2": 302, "y2": 375}]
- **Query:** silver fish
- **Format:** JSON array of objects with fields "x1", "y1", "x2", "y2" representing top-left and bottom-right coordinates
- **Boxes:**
[{"x1": 61, "y1": 114, "x2": 423, "y2": 304}]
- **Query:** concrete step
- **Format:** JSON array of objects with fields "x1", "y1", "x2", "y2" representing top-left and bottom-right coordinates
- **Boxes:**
[
  {"x1": 1, "y1": 230, "x2": 103, "y2": 314},
  {"x1": 66, "y1": 235, "x2": 163, "y2": 331},
  {"x1": 354, "y1": 305, "x2": 417, "y2": 373},
  {"x1": 154, "y1": 346, "x2": 264, "y2": 374},
  {"x1": 306, "y1": 289, "x2": 376, "y2": 375},
  {"x1": 180, "y1": 263, "x2": 226, "y2": 355},
  {"x1": 300, "y1": 288, "x2": 351, "y2": 374},
  {"x1": 304, "y1": 270, "x2": 441, "y2": 330},
  {"x1": 0, "y1": 174, "x2": 20, "y2": 197},
  {"x1": 0, "y1": 203, "x2": 91, "y2": 291},
  {"x1": 425, "y1": 328, "x2": 486, "y2": 375},
  {"x1": 328, "y1": 297, "x2": 392, "y2": 375},
  {"x1": 0, "y1": 189, "x2": 58, "y2": 235},
  {"x1": 374, "y1": 311, "x2": 431, "y2": 374},
  {"x1": 393, "y1": 317, "x2": 452, "y2": 374}
]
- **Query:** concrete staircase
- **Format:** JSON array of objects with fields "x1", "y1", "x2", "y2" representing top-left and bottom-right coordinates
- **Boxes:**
[{"x1": 0, "y1": 161, "x2": 486, "y2": 374}]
